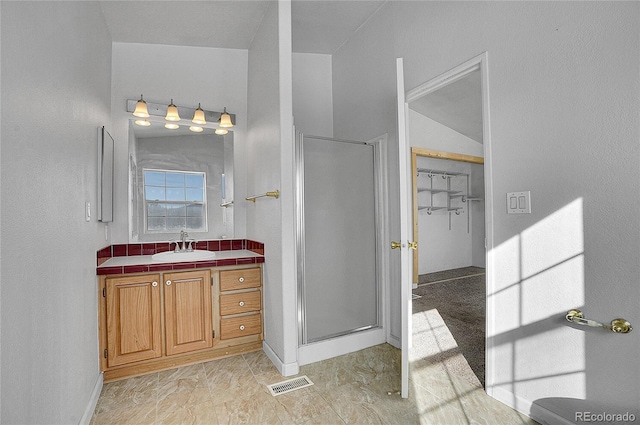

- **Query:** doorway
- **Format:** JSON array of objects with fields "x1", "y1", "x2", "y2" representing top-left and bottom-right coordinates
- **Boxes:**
[
  {"x1": 399, "y1": 53, "x2": 492, "y2": 395},
  {"x1": 410, "y1": 148, "x2": 486, "y2": 388}
]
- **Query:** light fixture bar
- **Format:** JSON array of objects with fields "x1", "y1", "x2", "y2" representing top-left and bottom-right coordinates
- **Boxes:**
[{"x1": 126, "y1": 99, "x2": 235, "y2": 126}]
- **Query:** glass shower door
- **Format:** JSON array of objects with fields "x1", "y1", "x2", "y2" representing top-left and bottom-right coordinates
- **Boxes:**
[{"x1": 297, "y1": 134, "x2": 379, "y2": 344}]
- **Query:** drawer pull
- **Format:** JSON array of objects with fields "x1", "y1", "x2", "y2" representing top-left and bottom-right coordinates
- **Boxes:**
[
  {"x1": 152, "y1": 281, "x2": 158, "y2": 287},
  {"x1": 238, "y1": 277, "x2": 245, "y2": 283},
  {"x1": 239, "y1": 301, "x2": 245, "y2": 307},
  {"x1": 166, "y1": 280, "x2": 172, "y2": 286},
  {"x1": 239, "y1": 325, "x2": 245, "y2": 331}
]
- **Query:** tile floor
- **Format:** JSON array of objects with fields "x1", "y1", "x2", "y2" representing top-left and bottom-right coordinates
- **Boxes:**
[{"x1": 90, "y1": 343, "x2": 538, "y2": 424}]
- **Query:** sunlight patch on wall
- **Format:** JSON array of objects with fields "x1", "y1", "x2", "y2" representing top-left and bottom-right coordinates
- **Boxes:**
[
  {"x1": 521, "y1": 198, "x2": 584, "y2": 280},
  {"x1": 520, "y1": 198, "x2": 585, "y2": 325},
  {"x1": 487, "y1": 198, "x2": 586, "y2": 401},
  {"x1": 515, "y1": 328, "x2": 586, "y2": 385}
]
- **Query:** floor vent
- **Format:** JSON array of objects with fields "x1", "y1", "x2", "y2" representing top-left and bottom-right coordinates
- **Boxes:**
[{"x1": 267, "y1": 375, "x2": 314, "y2": 396}]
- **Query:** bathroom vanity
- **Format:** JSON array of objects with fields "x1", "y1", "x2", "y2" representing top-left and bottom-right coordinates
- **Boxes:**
[{"x1": 96, "y1": 240, "x2": 264, "y2": 382}]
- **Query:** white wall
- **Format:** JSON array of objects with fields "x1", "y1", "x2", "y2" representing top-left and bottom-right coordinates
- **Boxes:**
[
  {"x1": 110, "y1": 42, "x2": 249, "y2": 243},
  {"x1": 416, "y1": 157, "x2": 479, "y2": 274},
  {"x1": 246, "y1": 1, "x2": 298, "y2": 375},
  {"x1": 332, "y1": 1, "x2": 639, "y2": 422},
  {"x1": 409, "y1": 109, "x2": 483, "y2": 157},
  {"x1": 293, "y1": 52, "x2": 333, "y2": 137},
  {"x1": 0, "y1": 2, "x2": 112, "y2": 422}
]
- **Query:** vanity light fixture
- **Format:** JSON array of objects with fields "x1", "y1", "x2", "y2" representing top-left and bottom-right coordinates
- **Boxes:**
[
  {"x1": 133, "y1": 95, "x2": 149, "y2": 118},
  {"x1": 192, "y1": 103, "x2": 206, "y2": 125},
  {"x1": 218, "y1": 107, "x2": 234, "y2": 128},
  {"x1": 126, "y1": 98, "x2": 235, "y2": 132},
  {"x1": 165, "y1": 99, "x2": 181, "y2": 122}
]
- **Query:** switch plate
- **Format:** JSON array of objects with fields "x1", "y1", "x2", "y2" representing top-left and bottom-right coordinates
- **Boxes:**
[{"x1": 507, "y1": 191, "x2": 531, "y2": 214}]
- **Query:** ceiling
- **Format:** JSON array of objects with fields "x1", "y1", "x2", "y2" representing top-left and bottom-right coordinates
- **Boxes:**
[
  {"x1": 409, "y1": 70, "x2": 483, "y2": 143},
  {"x1": 99, "y1": 0, "x2": 386, "y2": 54},
  {"x1": 101, "y1": 0, "x2": 480, "y2": 140}
]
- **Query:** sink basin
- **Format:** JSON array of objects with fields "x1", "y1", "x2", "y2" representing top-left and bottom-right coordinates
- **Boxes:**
[{"x1": 151, "y1": 250, "x2": 216, "y2": 262}]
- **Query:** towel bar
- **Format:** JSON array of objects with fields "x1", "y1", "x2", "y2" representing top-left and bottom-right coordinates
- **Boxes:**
[{"x1": 246, "y1": 190, "x2": 279, "y2": 203}]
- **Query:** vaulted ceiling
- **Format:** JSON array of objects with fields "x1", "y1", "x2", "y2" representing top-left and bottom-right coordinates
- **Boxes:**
[
  {"x1": 100, "y1": 1, "x2": 386, "y2": 54},
  {"x1": 101, "y1": 0, "x2": 481, "y2": 141}
]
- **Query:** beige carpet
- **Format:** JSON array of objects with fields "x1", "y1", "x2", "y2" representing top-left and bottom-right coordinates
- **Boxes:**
[{"x1": 412, "y1": 267, "x2": 485, "y2": 388}]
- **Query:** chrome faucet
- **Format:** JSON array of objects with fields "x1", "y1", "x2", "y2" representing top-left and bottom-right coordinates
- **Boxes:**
[{"x1": 180, "y1": 230, "x2": 188, "y2": 251}]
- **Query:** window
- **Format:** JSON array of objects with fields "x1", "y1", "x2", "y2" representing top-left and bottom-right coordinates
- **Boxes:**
[{"x1": 143, "y1": 169, "x2": 206, "y2": 233}]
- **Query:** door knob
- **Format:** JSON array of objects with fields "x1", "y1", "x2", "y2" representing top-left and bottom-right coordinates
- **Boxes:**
[
  {"x1": 391, "y1": 241, "x2": 402, "y2": 250},
  {"x1": 408, "y1": 241, "x2": 418, "y2": 250}
]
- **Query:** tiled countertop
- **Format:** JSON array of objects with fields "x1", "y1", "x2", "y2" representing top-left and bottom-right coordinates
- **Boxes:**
[
  {"x1": 97, "y1": 250, "x2": 264, "y2": 275},
  {"x1": 96, "y1": 239, "x2": 264, "y2": 275}
]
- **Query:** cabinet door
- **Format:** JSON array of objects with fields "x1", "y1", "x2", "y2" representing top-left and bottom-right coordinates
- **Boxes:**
[
  {"x1": 164, "y1": 270, "x2": 213, "y2": 356},
  {"x1": 106, "y1": 274, "x2": 162, "y2": 367}
]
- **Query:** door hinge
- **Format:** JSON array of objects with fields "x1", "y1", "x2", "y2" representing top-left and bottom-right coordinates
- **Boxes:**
[
  {"x1": 102, "y1": 287, "x2": 106, "y2": 297},
  {"x1": 103, "y1": 348, "x2": 108, "y2": 359},
  {"x1": 212, "y1": 330, "x2": 215, "y2": 339}
]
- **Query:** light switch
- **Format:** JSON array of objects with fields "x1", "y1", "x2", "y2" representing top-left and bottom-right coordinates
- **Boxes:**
[
  {"x1": 510, "y1": 196, "x2": 517, "y2": 209},
  {"x1": 507, "y1": 191, "x2": 531, "y2": 214}
]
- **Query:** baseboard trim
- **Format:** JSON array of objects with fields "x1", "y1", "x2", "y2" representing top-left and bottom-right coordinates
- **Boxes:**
[
  {"x1": 386, "y1": 332, "x2": 401, "y2": 349},
  {"x1": 298, "y1": 328, "x2": 386, "y2": 366},
  {"x1": 262, "y1": 341, "x2": 299, "y2": 377},
  {"x1": 489, "y1": 386, "x2": 572, "y2": 425},
  {"x1": 79, "y1": 373, "x2": 103, "y2": 425}
]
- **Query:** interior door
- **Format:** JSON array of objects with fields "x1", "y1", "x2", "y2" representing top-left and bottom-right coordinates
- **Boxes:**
[{"x1": 396, "y1": 58, "x2": 412, "y2": 398}]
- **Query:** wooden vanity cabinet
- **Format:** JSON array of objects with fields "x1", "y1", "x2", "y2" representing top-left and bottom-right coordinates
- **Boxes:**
[
  {"x1": 163, "y1": 270, "x2": 212, "y2": 356},
  {"x1": 98, "y1": 264, "x2": 263, "y2": 382},
  {"x1": 105, "y1": 273, "x2": 162, "y2": 367},
  {"x1": 218, "y1": 268, "x2": 263, "y2": 340}
]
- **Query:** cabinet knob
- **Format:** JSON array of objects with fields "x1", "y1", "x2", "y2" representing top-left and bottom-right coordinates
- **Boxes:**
[
  {"x1": 238, "y1": 277, "x2": 245, "y2": 283},
  {"x1": 239, "y1": 325, "x2": 245, "y2": 331},
  {"x1": 152, "y1": 281, "x2": 158, "y2": 287},
  {"x1": 239, "y1": 301, "x2": 245, "y2": 307},
  {"x1": 166, "y1": 280, "x2": 172, "y2": 286}
]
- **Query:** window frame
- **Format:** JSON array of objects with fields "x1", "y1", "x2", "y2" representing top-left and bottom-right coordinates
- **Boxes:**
[{"x1": 142, "y1": 168, "x2": 208, "y2": 234}]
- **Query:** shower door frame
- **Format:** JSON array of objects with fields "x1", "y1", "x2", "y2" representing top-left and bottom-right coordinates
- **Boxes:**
[{"x1": 296, "y1": 133, "x2": 388, "y2": 357}]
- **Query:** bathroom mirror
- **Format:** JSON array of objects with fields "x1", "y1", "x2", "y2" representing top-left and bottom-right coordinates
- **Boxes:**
[{"x1": 128, "y1": 120, "x2": 234, "y2": 242}]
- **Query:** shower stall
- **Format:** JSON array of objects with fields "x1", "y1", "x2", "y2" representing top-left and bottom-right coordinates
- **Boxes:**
[{"x1": 296, "y1": 133, "x2": 385, "y2": 364}]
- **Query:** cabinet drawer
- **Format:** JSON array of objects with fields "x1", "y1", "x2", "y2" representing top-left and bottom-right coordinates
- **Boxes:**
[
  {"x1": 220, "y1": 268, "x2": 261, "y2": 291},
  {"x1": 220, "y1": 291, "x2": 261, "y2": 316},
  {"x1": 220, "y1": 314, "x2": 261, "y2": 340}
]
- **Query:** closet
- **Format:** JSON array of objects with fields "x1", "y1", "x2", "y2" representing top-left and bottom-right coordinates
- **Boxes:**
[{"x1": 412, "y1": 150, "x2": 485, "y2": 278}]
